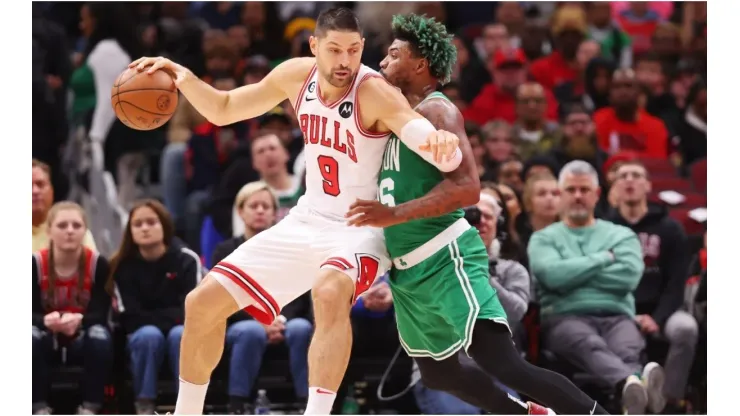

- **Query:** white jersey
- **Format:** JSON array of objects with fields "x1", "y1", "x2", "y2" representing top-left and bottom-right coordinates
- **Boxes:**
[{"x1": 294, "y1": 64, "x2": 391, "y2": 220}]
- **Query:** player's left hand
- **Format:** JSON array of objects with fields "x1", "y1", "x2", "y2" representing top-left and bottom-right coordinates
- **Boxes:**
[
  {"x1": 419, "y1": 130, "x2": 459, "y2": 164},
  {"x1": 346, "y1": 199, "x2": 402, "y2": 228}
]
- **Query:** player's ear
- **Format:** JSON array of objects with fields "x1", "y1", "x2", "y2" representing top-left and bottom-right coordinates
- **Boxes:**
[
  {"x1": 416, "y1": 58, "x2": 428, "y2": 75},
  {"x1": 309, "y1": 36, "x2": 319, "y2": 56}
]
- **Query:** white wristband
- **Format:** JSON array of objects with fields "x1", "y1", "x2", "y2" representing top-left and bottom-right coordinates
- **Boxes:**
[{"x1": 399, "y1": 118, "x2": 462, "y2": 172}]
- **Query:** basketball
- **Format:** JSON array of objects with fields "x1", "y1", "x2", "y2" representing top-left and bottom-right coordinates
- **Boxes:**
[{"x1": 110, "y1": 67, "x2": 178, "y2": 131}]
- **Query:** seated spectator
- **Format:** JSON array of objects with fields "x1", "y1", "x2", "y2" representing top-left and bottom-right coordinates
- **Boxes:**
[
  {"x1": 248, "y1": 133, "x2": 305, "y2": 223},
  {"x1": 110, "y1": 200, "x2": 202, "y2": 415},
  {"x1": 463, "y1": 122, "x2": 490, "y2": 180},
  {"x1": 32, "y1": 202, "x2": 112, "y2": 415},
  {"x1": 528, "y1": 160, "x2": 664, "y2": 414},
  {"x1": 512, "y1": 82, "x2": 561, "y2": 160},
  {"x1": 495, "y1": 157, "x2": 524, "y2": 194},
  {"x1": 675, "y1": 79, "x2": 706, "y2": 168},
  {"x1": 594, "y1": 69, "x2": 669, "y2": 159},
  {"x1": 515, "y1": 172, "x2": 561, "y2": 270},
  {"x1": 586, "y1": 2, "x2": 632, "y2": 68},
  {"x1": 463, "y1": 48, "x2": 558, "y2": 125},
  {"x1": 634, "y1": 53, "x2": 681, "y2": 127},
  {"x1": 482, "y1": 184, "x2": 524, "y2": 262},
  {"x1": 530, "y1": 5, "x2": 586, "y2": 95},
  {"x1": 481, "y1": 121, "x2": 516, "y2": 177},
  {"x1": 521, "y1": 154, "x2": 560, "y2": 181},
  {"x1": 211, "y1": 181, "x2": 313, "y2": 413},
  {"x1": 606, "y1": 161, "x2": 697, "y2": 413},
  {"x1": 614, "y1": 2, "x2": 662, "y2": 55},
  {"x1": 583, "y1": 58, "x2": 616, "y2": 112},
  {"x1": 547, "y1": 104, "x2": 608, "y2": 188},
  {"x1": 32, "y1": 160, "x2": 97, "y2": 253}
]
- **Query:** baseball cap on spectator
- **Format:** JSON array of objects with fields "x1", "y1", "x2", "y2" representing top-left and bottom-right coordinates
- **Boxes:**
[
  {"x1": 260, "y1": 106, "x2": 292, "y2": 128},
  {"x1": 603, "y1": 150, "x2": 639, "y2": 179},
  {"x1": 492, "y1": 48, "x2": 528, "y2": 69},
  {"x1": 284, "y1": 17, "x2": 317, "y2": 41},
  {"x1": 551, "y1": 5, "x2": 588, "y2": 36}
]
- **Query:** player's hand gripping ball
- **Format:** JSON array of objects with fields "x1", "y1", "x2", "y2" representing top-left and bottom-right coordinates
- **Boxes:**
[
  {"x1": 419, "y1": 130, "x2": 460, "y2": 163},
  {"x1": 111, "y1": 56, "x2": 189, "y2": 131}
]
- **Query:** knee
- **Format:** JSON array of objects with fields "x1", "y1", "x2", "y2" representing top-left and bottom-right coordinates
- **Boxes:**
[
  {"x1": 665, "y1": 312, "x2": 699, "y2": 344},
  {"x1": 85, "y1": 325, "x2": 113, "y2": 353},
  {"x1": 227, "y1": 320, "x2": 267, "y2": 347},
  {"x1": 284, "y1": 318, "x2": 313, "y2": 344},
  {"x1": 129, "y1": 325, "x2": 165, "y2": 351},
  {"x1": 167, "y1": 325, "x2": 184, "y2": 346},
  {"x1": 184, "y1": 278, "x2": 226, "y2": 326},
  {"x1": 312, "y1": 272, "x2": 354, "y2": 314},
  {"x1": 33, "y1": 326, "x2": 51, "y2": 352}
]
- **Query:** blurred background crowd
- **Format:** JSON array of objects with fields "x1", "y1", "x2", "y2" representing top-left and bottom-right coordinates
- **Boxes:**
[{"x1": 31, "y1": 1, "x2": 707, "y2": 415}]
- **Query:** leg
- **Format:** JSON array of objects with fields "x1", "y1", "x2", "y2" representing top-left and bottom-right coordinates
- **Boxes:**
[
  {"x1": 127, "y1": 326, "x2": 166, "y2": 402},
  {"x1": 662, "y1": 311, "x2": 699, "y2": 402},
  {"x1": 415, "y1": 353, "x2": 528, "y2": 414},
  {"x1": 304, "y1": 270, "x2": 355, "y2": 415},
  {"x1": 413, "y1": 381, "x2": 482, "y2": 415},
  {"x1": 177, "y1": 213, "x2": 319, "y2": 415},
  {"x1": 32, "y1": 326, "x2": 55, "y2": 413},
  {"x1": 469, "y1": 320, "x2": 610, "y2": 415},
  {"x1": 160, "y1": 142, "x2": 188, "y2": 222},
  {"x1": 174, "y1": 275, "x2": 235, "y2": 414},
  {"x1": 80, "y1": 325, "x2": 114, "y2": 412},
  {"x1": 167, "y1": 325, "x2": 185, "y2": 386},
  {"x1": 225, "y1": 320, "x2": 268, "y2": 412},
  {"x1": 284, "y1": 317, "x2": 313, "y2": 400},
  {"x1": 543, "y1": 316, "x2": 636, "y2": 387}
]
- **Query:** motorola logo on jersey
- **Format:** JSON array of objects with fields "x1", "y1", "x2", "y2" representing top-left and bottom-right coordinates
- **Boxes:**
[
  {"x1": 307, "y1": 81, "x2": 316, "y2": 93},
  {"x1": 339, "y1": 102, "x2": 354, "y2": 119}
]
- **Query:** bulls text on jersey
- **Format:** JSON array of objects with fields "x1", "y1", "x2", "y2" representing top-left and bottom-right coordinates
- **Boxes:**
[{"x1": 300, "y1": 114, "x2": 358, "y2": 163}]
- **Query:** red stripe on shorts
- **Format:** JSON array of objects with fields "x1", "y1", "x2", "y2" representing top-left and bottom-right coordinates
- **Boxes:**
[
  {"x1": 212, "y1": 262, "x2": 281, "y2": 325},
  {"x1": 324, "y1": 256, "x2": 353, "y2": 269}
]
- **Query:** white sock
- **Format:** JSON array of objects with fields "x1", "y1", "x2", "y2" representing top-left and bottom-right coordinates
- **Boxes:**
[
  {"x1": 304, "y1": 386, "x2": 337, "y2": 415},
  {"x1": 174, "y1": 378, "x2": 209, "y2": 415}
]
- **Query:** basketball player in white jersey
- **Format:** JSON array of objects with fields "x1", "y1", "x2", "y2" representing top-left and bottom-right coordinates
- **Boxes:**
[{"x1": 130, "y1": 7, "x2": 464, "y2": 415}]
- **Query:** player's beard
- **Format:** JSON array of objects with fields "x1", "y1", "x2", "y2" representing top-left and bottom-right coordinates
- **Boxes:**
[{"x1": 326, "y1": 67, "x2": 354, "y2": 88}]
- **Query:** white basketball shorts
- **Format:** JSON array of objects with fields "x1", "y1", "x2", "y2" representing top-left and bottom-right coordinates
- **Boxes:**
[{"x1": 210, "y1": 209, "x2": 391, "y2": 325}]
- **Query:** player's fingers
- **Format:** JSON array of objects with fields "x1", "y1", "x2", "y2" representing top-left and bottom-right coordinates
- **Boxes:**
[
  {"x1": 418, "y1": 144, "x2": 431, "y2": 152},
  {"x1": 129, "y1": 57, "x2": 148, "y2": 68},
  {"x1": 147, "y1": 60, "x2": 167, "y2": 74},
  {"x1": 345, "y1": 206, "x2": 371, "y2": 218},
  {"x1": 348, "y1": 199, "x2": 372, "y2": 210},
  {"x1": 429, "y1": 133, "x2": 440, "y2": 163}
]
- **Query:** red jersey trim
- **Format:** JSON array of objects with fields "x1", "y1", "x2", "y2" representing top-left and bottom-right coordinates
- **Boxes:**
[
  {"x1": 294, "y1": 65, "x2": 318, "y2": 116},
  {"x1": 317, "y1": 70, "x2": 360, "y2": 109},
  {"x1": 354, "y1": 74, "x2": 393, "y2": 139}
]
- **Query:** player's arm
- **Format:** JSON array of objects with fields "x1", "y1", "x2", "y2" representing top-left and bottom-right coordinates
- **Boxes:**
[
  {"x1": 130, "y1": 56, "x2": 313, "y2": 126},
  {"x1": 391, "y1": 99, "x2": 480, "y2": 223},
  {"x1": 360, "y1": 77, "x2": 462, "y2": 172}
]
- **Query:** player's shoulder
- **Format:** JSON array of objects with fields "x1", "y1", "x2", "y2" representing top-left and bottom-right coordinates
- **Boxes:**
[
  {"x1": 270, "y1": 57, "x2": 316, "y2": 81},
  {"x1": 357, "y1": 73, "x2": 402, "y2": 103},
  {"x1": 417, "y1": 94, "x2": 463, "y2": 127}
]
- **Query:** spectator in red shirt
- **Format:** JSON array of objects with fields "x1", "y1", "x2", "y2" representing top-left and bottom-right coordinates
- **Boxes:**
[
  {"x1": 594, "y1": 69, "x2": 669, "y2": 159},
  {"x1": 616, "y1": 3, "x2": 662, "y2": 55},
  {"x1": 463, "y1": 48, "x2": 558, "y2": 125},
  {"x1": 530, "y1": 5, "x2": 586, "y2": 94}
]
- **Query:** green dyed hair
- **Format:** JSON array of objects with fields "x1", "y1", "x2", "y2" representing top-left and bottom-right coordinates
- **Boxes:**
[{"x1": 391, "y1": 14, "x2": 457, "y2": 84}]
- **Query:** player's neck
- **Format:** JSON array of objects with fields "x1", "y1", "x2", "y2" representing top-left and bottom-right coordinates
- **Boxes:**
[
  {"x1": 262, "y1": 171, "x2": 292, "y2": 190},
  {"x1": 404, "y1": 82, "x2": 438, "y2": 109},
  {"x1": 618, "y1": 200, "x2": 648, "y2": 224},
  {"x1": 318, "y1": 78, "x2": 351, "y2": 104}
]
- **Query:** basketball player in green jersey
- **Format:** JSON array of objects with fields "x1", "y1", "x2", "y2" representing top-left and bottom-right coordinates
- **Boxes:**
[{"x1": 346, "y1": 14, "x2": 609, "y2": 415}]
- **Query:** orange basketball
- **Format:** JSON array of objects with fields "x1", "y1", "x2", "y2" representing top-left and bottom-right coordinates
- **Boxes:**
[{"x1": 110, "y1": 67, "x2": 178, "y2": 131}]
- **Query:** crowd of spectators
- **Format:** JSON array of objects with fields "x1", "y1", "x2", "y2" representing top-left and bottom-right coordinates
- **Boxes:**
[{"x1": 32, "y1": 1, "x2": 707, "y2": 414}]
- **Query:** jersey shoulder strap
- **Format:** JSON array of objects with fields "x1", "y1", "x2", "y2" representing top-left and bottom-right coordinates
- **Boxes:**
[{"x1": 415, "y1": 91, "x2": 450, "y2": 109}]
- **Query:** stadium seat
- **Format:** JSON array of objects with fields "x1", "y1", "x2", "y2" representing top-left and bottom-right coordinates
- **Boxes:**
[
  {"x1": 648, "y1": 192, "x2": 707, "y2": 209},
  {"x1": 639, "y1": 157, "x2": 678, "y2": 178},
  {"x1": 650, "y1": 177, "x2": 694, "y2": 194},
  {"x1": 668, "y1": 208, "x2": 706, "y2": 236},
  {"x1": 690, "y1": 158, "x2": 707, "y2": 194}
]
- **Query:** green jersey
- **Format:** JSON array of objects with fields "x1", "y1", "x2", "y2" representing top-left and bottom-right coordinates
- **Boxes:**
[{"x1": 378, "y1": 92, "x2": 463, "y2": 258}]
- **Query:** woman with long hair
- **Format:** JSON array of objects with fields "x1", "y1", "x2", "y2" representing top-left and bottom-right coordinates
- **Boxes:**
[
  {"x1": 32, "y1": 202, "x2": 113, "y2": 415},
  {"x1": 515, "y1": 172, "x2": 561, "y2": 269},
  {"x1": 211, "y1": 182, "x2": 313, "y2": 413},
  {"x1": 109, "y1": 200, "x2": 202, "y2": 415}
]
